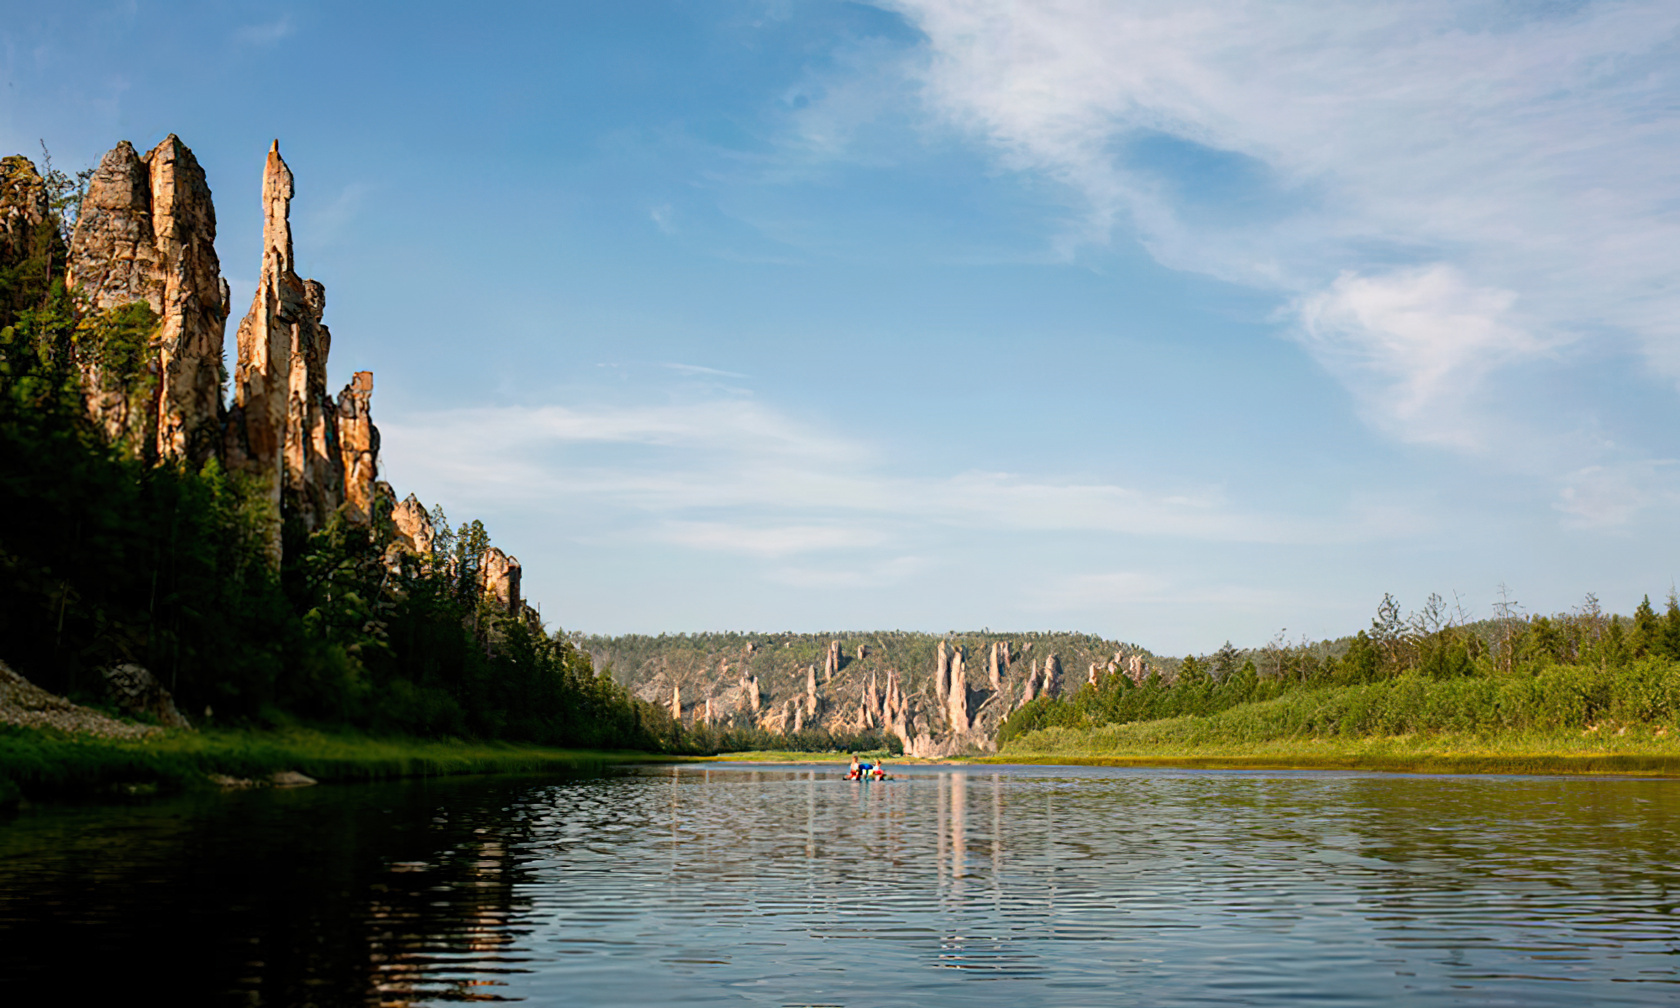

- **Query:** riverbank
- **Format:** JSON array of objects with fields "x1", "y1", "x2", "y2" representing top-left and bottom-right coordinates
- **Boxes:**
[
  {"x1": 993, "y1": 724, "x2": 1680, "y2": 776},
  {"x1": 0, "y1": 725, "x2": 671, "y2": 806}
]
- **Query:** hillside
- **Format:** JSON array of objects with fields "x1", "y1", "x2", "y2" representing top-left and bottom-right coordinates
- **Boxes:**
[{"x1": 580, "y1": 630, "x2": 1158, "y2": 756}]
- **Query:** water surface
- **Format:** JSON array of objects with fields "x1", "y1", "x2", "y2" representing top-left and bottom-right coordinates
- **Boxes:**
[{"x1": 3, "y1": 763, "x2": 1679, "y2": 1005}]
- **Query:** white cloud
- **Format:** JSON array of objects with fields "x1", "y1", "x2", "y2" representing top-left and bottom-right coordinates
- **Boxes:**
[
  {"x1": 1555, "y1": 460, "x2": 1680, "y2": 530},
  {"x1": 877, "y1": 0, "x2": 1680, "y2": 509},
  {"x1": 1295, "y1": 265, "x2": 1542, "y2": 449},
  {"x1": 381, "y1": 397, "x2": 1422, "y2": 550},
  {"x1": 655, "y1": 520, "x2": 886, "y2": 557}
]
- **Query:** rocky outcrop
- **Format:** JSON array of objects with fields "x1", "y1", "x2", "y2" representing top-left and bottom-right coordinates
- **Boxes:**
[
  {"x1": 0, "y1": 661, "x2": 160, "y2": 739},
  {"x1": 987, "y1": 641, "x2": 1007, "y2": 689},
  {"x1": 824, "y1": 639, "x2": 842, "y2": 680},
  {"x1": 480, "y1": 548, "x2": 522, "y2": 614},
  {"x1": 1042, "y1": 654, "x2": 1062, "y2": 697},
  {"x1": 337, "y1": 371, "x2": 379, "y2": 522},
  {"x1": 392, "y1": 494, "x2": 435, "y2": 554},
  {"x1": 0, "y1": 155, "x2": 52, "y2": 277},
  {"x1": 670, "y1": 684, "x2": 682, "y2": 721},
  {"x1": 947, "y1": 645, "x2": 970, "y2": 732},
  {"x1": 935, "y1": 641, "x2": 951, "y2": 709},
  {"x1": 100, "y1": 662, "x2": 192, "y2": 729},
  {"x1": 67, "y1": 136, "x2": 229, "y2": 463},
  {"x1": 225, "y1": 141, "x2": 354, "y2": 551}
]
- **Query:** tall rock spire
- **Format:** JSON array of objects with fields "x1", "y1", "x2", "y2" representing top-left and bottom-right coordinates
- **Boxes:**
[
  {"x1": 67, "y1": 135, "x2": 228, "y2": 463},
  {"x1": 228, "y1": 140, "x2": 371, "y2": 557}
]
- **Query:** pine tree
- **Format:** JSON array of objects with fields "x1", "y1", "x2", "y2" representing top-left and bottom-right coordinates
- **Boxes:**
[{"x1": 1632, "y1": 595, "x2": 1658, "y2": 657}]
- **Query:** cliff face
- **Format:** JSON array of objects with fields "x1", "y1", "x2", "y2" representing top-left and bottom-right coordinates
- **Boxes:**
[
  {"x1": 67, "y1": 136, "x2": 229, "y2": 464},
  {"x1": 584, "y1": 631, "x2": 1156, "y2": 756},
  {"x1": 224, "y1": 141, "x2": 347, "y2": 548},
  {"x1": 0, "y1": 155, "x2": 52, "y2": 274},
  {"x1": 55, "y1": 136, "x2": 406, "y2": 568}
]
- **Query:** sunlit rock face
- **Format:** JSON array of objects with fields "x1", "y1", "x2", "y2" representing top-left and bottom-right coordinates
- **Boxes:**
[
  {"x1": 67, "y1": 136, "x2": 229, "y2": 463},
  {"x1": 224, "y1": 141, "x2": 383, "y2": 556},
  {"x1": 392, "y1": 495, "x2": 435, "y2": 554},
  {"x1": 480, "y1": 548, "x2": 522, "y2": 615},
  {"x1": 0, "y1": 155, "x2": 51, "y2": 267},
  {"x1": 337, "y1": 371, "x2": 379, "y2": 523}
]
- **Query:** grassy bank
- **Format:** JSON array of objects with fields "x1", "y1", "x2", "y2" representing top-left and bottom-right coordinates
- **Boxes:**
[
  {"x1": 999, "y1": 723, "x2": 1680, "y2": 776},
  {"x1": 0, "y1": 725, "x2": 672, "y2": 804}
]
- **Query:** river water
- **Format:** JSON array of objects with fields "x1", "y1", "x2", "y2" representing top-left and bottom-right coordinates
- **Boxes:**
[{"x1": 3, "y1": 763, "x2": 1679, "y2": 1006}]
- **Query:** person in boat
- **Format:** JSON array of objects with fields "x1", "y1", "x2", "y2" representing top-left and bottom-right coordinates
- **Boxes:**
[
  {"x1": 848, "y1": 755, "x2": 862, "y2": 779},
  {"x1": 870, "y1": 760, "x2": 886, "y2": 779}
]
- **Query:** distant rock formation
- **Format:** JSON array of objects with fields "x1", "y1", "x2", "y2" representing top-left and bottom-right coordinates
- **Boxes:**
[
  {"x1": 479, "y1": 547, "x2": 522, "y2": 614},
  {"x1": 392, "y1": 494, "x2": 435, "y2": 554},
  {"x1": 1043, "y1": 653, "x2": 1062, "y2": 697},
  {"x1": 824, "y1": 639, "x2": 842, "y2": 680},
  {"x1": 67, "y1": 136, "x2": 229, "y2": 463},
  {"x1": 670, "y1": 684, "x2": 682, "y2": 722},
  {"x1": 947, "y1": 645, "x2": 969, "y2": 732},
  {"x1": 935, "y1": 641, "x2": 951, "y2": 709}
]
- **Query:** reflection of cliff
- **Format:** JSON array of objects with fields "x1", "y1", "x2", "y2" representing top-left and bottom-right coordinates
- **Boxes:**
[{"x1": 582, "y1": 631, "x2": 1156, "y2": 755}]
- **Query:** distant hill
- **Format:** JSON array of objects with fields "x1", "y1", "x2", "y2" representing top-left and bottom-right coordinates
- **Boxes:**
[{"x1": 576, "y1": 630, "x2": 1159, "y2": 756}]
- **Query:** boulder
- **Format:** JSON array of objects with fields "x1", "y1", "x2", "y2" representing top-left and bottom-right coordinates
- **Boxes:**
[{"x1": 100, "y1": 663, "x2": 192, "y2": 729}]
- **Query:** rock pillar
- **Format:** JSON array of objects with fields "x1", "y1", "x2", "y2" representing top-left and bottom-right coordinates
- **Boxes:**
[
  {"x1": 948, "y1": 645, "x2": 969, "y2": 732},
  {"x1": 336, "y1": 371, "x2": 379, "y2": 523},
  {"x1": 479, "y1": 547, "x2": 522, "y2": 614},
  {"x1": 392, "y1": 494, "x2": 435, "y2": 554},
  {"x1": 935, "y1": 641, "x2": 951, "y2": 708},
  {"x1": 68, "y1": 136, "x2": 229, "y2": 463}
]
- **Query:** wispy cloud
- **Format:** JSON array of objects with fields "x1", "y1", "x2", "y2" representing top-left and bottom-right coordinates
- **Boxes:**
[
  {"x1": 876, "y1": 0, "x2": 1680, "y2": 518},
  {"x1": 662, "y1": 362, "x2": 748, "y2": 379},
  {"x1": 381, "y1": 397, "x2": 1423, "y2": 553},
  {"x1": 233, "y1": 16, "x2": 294, "y2": 47}
]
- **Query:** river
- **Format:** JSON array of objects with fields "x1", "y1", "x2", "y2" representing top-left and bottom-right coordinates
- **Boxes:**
[{"x1": 2, "y1": 763, "x2": 1678, "y2": 1005}]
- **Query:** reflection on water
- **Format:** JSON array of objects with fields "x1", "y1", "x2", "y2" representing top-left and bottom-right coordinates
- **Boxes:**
[{"x1": 3, "y1": 765, "x2": 1680, "y2": 1005}]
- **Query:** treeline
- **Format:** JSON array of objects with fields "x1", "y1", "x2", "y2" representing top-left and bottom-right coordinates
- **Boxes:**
[
  {"x1": 1000, "y1": 592, "x2": 1680, "y2": 744},
  {"x1": 664, "y1": 725, "x2": 902, "y2": 756},
  {"x1": 0, "y1": 157, "x2": 667, "y2": 750}
]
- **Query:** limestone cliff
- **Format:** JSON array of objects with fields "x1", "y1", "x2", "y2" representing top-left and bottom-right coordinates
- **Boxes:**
[
  {"x1": 0, "y1": 155, "x2": 52, "y2": 275},
  {"x1": 66, "y1": 136, "x2": 230, "y2": 462},
  {"x1": 584, "y1": 631, "x2": 1157, "y2": 756},
  {"x1": 225, "y1": 141, "x2": 347, "y2": 546}
]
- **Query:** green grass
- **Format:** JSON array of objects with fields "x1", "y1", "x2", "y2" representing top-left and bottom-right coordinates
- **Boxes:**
[
  {"x1": 0, "y1": 724, "x2": 675, "y2": 803},
  {"x1": 997, "y1": 722, "x2": 1680, "y2": 776}
]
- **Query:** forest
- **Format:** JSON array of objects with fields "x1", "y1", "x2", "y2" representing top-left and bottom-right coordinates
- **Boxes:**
[{"x1": 999, "y1": 590, "x2": 1680, "y2": 748}]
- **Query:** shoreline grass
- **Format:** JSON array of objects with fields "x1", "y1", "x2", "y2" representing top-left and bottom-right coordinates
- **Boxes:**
[
  {"x1": 992, "y1": 724, "x2": 1680, "y2": 776},
  {"x1": 0, "y1": 725, "x2": 680, "y2": 805}
]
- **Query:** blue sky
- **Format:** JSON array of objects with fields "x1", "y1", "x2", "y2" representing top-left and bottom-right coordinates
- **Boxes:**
[{"x1": 6, "y1": 0, "x2": 1680, "y2": 652}]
